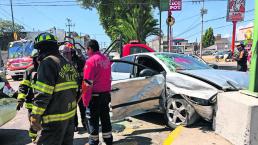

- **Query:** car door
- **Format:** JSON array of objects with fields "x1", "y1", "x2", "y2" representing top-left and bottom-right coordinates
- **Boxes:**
[{"x1": 111, "y1": 58, "x2": 165, "y2": 121}]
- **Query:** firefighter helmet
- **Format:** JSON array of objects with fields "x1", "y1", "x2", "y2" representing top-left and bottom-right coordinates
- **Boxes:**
[{"x1": 34, "y1": 32, "x2": 57, "y2": 49}]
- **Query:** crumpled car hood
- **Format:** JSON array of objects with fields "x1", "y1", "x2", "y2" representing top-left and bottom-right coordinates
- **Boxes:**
[
  {"x1": 166, "y1": 73, "x2": 218, "y2": 100},
  {"x1": 179, "y1": 69, "x2": 249, "y2": 90}
]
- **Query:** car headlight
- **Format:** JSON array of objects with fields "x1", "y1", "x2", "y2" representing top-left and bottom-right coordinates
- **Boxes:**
[{"x1": 189, "y1": 97, "x2": 211, "y2": 106}]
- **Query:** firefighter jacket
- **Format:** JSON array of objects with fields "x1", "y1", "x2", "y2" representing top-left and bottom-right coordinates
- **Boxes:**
[
  {"x1": 17, "y1": 66, "x2": 37, "y2": 109},
  {"x1": 32, "y1": 55, "x2": 79, "y2": 124}
]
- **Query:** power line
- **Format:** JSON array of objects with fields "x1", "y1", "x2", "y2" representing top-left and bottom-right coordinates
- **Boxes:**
[
  {"x1": 22, "y1": 0, "x2": 59, "y2": 24},
  {"x1": 0, "y1": 0, "x2": 230, "y2": 6},
  {"x1": 0, "y1": 7, "x2": 33, "y2": 31},
  {"x1": 184, "y1": 18, "x2": 254, "y2": 40},
  {"x1": 204, "y1": 9, "x2": 254, "y2": 23},
  {"x1": 176, "y1": 8, "x2": 255, "y2": 38},
  {"x1": 174, "y1": 16, "x2": 201, "y2": 37}
]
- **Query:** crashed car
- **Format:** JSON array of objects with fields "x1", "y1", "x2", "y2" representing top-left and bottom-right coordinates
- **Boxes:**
[
  {"x1": 0, "y1": 75, "x2": 17, "y2": 127},
  {"x1": 110, "y1": 52, "x2": 248, "y2": 128}
]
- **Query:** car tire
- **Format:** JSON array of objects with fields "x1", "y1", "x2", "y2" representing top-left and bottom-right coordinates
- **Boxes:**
[{"x1": 164, "y1": 97, "x2": 199, "y2": 129}]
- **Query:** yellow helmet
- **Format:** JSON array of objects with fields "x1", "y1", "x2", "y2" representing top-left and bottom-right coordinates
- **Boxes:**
[{"x1": 34, "y1": 32, "x2": 57, "y2": 49}]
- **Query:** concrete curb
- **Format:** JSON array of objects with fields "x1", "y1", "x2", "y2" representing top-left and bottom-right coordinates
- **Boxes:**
[{"x1": 215, "y1": 91, "x2": 258, "y2": 145}]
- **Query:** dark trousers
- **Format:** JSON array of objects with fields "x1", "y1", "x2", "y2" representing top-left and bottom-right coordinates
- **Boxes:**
[
  {"x1": 74, "y1": 97, "x2": 86, "y2": 127},
  {"x1": 237, "y1": 64, "x2": 247, "y2": 72},
  {"x1": 87, "y1": 92, "x2": 113, "y2": 145},
  {"x1": 36, "y1": 118, "x2": 74, "y2": 145}
]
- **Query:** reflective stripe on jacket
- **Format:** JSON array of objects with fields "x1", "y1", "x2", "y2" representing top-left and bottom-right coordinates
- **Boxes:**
[
  {"x1": 17, "y1": 66, "x2": 37, "y2": 109},
  {"x1": 32, "y1": 55, "x2": 79, "y2": 124}
]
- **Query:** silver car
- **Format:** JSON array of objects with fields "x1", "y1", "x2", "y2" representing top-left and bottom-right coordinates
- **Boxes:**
[{"x1": 111, "y1": 52, "x2": 248, "y2": 128}]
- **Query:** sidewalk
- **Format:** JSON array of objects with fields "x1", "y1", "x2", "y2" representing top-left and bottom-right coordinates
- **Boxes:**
[{"x1": 163, "y1": 123, "x2": 232, "y2": 145}]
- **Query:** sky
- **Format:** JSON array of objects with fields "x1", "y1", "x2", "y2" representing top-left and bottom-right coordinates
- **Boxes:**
[{"x1": 0, "y1": 0, "x2": 255, "y2": 46}]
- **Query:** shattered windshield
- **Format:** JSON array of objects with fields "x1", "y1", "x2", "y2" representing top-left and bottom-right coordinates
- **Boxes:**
[
  {"x1": 155, "y1": 53, "x2": 211, "y2": 71},
  {"x1": 8, "y1": 41, "x2": 34, "y2": 59}
]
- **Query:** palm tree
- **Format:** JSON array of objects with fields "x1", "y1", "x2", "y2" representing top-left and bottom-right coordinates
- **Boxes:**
[
  {"x1": 98, "y1": 0, "x2": 159, "y2": 42},
  {"x1": 78, "y1": 0, "x2": 159, "y2": 43}
]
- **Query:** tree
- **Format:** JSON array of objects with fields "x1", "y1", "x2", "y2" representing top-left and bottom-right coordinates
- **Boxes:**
[
  {"x1": 0, "y1": 19, "x2": 24, "y2": 34},
  {"x1": 77, "y1": 0, "x2": 159, "y2": 43},
  {"x1": 202, "y1": 27, "x2": 215, "y2": 48}
]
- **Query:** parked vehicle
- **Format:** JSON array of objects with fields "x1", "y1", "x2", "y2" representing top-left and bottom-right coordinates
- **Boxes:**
[
  {"x1": 214, "y1": 51, "x2": 231, "y2": 62},
  {"x1": 0, "y1": 76, "x2": 17, "y2": 127},
  {"x1": 6, "y1": 40, "x2": 34, "y2": 81},
  {"x1": 104, "y1": 38, "x2": 155, "y2": 59},
  {"x1": 110, "y1": 52, "x2": 248, "y2": 128}
]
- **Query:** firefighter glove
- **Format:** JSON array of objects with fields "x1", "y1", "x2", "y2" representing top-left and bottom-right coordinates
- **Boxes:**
[{"x1": 16, "y1": 100, "x2": 24, "y2": 111}]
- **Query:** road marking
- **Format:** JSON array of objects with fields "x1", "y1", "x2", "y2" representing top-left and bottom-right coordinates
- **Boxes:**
[{"x1": 163, "y1": 126, "x2": 183, "y2": 145}]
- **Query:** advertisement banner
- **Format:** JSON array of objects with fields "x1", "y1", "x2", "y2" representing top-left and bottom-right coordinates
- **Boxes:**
[
  {"x1": 227, "y1": 0, "x2": 245, "y2": 22},
  {"x1": 170, "y1": 0, "x2": 182, "y2": 11}
]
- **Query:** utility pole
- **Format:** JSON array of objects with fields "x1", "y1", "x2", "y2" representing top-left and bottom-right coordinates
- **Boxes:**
[
  {"x1": 199, "y1": 0, "x2": 207, "y2": 58},
  {"x1": 66, "y1": 18, "x2": 75, "y2": 37},
  {"x1": 10, "y1": 0, "x2": 15, "y2": 39}
]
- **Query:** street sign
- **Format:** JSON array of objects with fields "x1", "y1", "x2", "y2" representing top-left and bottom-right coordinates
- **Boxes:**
[
  {"x1": 170, "y1": 0, "x2": 182, "y2": 11},
  {"x1": 226, "y1": 0, "x2": 246, "y2": 22},
  {"x1": 160, "y1": 0, "x2": 169, "y2": 11}
]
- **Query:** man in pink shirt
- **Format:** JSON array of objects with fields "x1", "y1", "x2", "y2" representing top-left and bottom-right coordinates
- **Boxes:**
[{"x1": 82, "y1": 39, "x2": 112, "y2": 145}]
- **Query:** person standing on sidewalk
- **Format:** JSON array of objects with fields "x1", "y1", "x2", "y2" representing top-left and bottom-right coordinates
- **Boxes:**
[
  {"x1": 234, "y1": 42, "x2": 248, "y2": 72},
  {"x1": 82, "y1": 39, "x2": 112, "y2": 145},
  {"x1": 31, "y1": 32, "x2": 79, "y2": 145},
  {"x1": 16, "y1": 49, "x2": 39, "y2": 142}
]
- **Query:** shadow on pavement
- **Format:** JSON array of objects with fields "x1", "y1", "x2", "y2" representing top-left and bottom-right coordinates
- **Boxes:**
[
  {"x1": 129, "y1": 127, "x2": 171, "y2": 136},
  {"x1": 188, "y1": 119, "x2": 213, "y2": 133},
  {"x1": 0, "y1": 129, "x2": 31, "y2": 145},
  {"x1": 77, "y1": 127, "x2": 88, "y2": 135},
  {"x1": 73, "y1": 138, "x2": 88, "y2": 145},
  {"x1": 133, "y1": 112, "x2": 166, "y2": 126},
  {"x1": 114, "y1": 136, "x2": 152, "y2": 145}
]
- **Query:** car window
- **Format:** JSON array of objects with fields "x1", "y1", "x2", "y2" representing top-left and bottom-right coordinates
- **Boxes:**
[
  {"x1": 136, "y1": 56, "x2": 164, "y2": 76},
  {"x1": 130, "y1": 46, "x2": 149, "y2": 55},
  {"x1": 155, "y1": 53, "x2": 211, "y2": 71},
  {"x1": 112, "y1": 56, "x2": 135, "y2": 73}
]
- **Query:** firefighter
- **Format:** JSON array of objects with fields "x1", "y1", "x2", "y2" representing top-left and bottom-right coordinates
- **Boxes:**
[
  {"x1": 31, "y1": 32, "x2": 79, "y2": 145},
  {"x1": 82, "y1": 39, "x2": 112, "y2": 145},
  {"x1": 59, "y1": 42, "x2": 86, "y2": 132},
  {"x1": 16, "y1": 49, "x2": 39, "y2": 142}
]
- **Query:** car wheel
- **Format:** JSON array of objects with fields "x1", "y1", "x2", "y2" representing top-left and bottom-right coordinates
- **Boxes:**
[{"x1": 165, "y1": 97, "x2": 199, "y2": 129}]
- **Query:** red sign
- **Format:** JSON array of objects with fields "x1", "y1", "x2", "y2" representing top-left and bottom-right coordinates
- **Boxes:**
[
  {"x1": 227, "y1": 0, "x2": 245, "y2": 22},
  {"x1": 170, "y1": 0, "x2": 182, "y2": 11}
]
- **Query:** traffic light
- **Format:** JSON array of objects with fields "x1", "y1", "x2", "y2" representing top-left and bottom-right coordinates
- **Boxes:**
[{"x1": 166, "y1": 15, "x2": 175, "y2": 26}]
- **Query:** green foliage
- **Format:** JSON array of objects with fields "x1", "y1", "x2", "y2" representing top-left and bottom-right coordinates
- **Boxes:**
[
  {"x1": 77, "y1": 0, "x2": 160, "y2": 43},
  {"x1": 202, "y1": 27, "x2": 215, "y2": 48},
  {"x1": 0, "y1": 19, "x2": 24, "y2": 34}
]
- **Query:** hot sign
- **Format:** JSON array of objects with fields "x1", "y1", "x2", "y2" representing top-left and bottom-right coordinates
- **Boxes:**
[{"x1": 170, "y1": 0, "x2": 182, "y2": 11}]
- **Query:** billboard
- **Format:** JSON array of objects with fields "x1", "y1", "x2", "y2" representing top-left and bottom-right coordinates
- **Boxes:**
[
  {"x1": 170, "y1": 0, "x2": 182, "y2": 11},
  {"x1": 227, "y1": 0, "x2": 245, "y2": 22}
]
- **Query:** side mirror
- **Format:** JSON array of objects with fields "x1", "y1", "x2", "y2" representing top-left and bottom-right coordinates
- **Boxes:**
[
  {"x1": 139, "y1": 69, "x2": 157, "y2": 77},
  {"x1": 209, "y1": 63, "x2": 219, "y2": 69}
]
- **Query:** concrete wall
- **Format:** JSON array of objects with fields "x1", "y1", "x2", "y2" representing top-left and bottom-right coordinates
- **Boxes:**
[{"x1": 215, "y1": 91, "x2": 258, "y2": 145}]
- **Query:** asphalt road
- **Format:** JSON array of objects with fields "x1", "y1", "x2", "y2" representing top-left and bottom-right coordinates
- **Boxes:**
[{"x1": 0, "y1": 80, "x2": 171, "y2": 145}]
